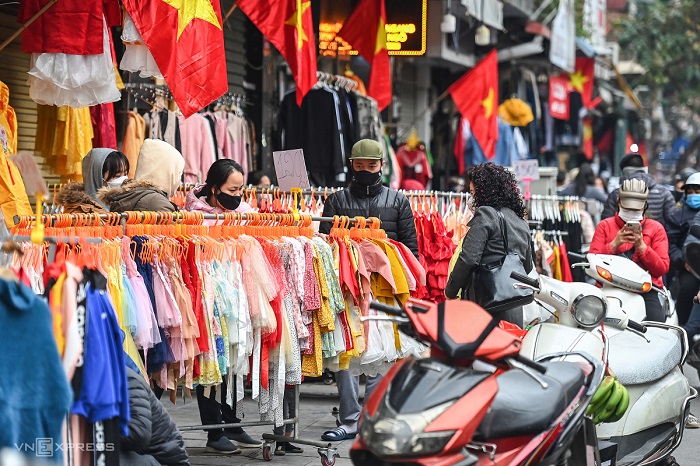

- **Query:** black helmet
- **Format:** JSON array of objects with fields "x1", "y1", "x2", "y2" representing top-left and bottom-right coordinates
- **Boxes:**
[{"x1": 675, "y1": 167, "x2": 697, "y2": 185}]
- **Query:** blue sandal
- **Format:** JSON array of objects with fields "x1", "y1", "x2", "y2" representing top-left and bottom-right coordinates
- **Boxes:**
[{"x1": 321, "y1": 427, "x2": 358, "y2": 441}]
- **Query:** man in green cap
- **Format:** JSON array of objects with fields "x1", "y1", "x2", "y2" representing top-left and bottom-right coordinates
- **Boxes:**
[{"x1": 318, "y1": 139, "x2": 418, "y2": 442}]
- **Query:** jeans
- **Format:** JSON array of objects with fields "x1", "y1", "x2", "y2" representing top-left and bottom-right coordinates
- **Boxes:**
[
  {"x1": 196, "y1": 378, "x2": 242, "y2": 441},
  {"x1": 675, "y1": 270, "x2": 700, "y2": 326},
  {"x1": 335, "y1": 370, "x2": 383, "y2": 432},
  {"x1": 685, "y1": 303, "x2": 700, "y2": 342}
]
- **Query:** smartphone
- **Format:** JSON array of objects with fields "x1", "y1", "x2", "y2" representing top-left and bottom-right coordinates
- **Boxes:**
[{"x1": 625, "y1": 221, "x2": 641, "y2": 233}]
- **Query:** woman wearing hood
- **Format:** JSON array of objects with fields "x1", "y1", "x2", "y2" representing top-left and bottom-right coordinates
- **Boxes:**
[
  {"x1": 54, "y1": 148, "x2": 129, "y2": 214},
  {"x1": 98, "y1": 139, "x2": 184, "y2": 213}
]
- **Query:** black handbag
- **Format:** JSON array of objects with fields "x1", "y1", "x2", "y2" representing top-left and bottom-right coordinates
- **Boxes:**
[{"x1": 472, "y1": 210, "x2": 534, "y2": 313}]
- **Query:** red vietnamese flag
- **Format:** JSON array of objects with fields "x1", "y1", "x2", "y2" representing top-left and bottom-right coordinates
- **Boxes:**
[
  {"x1": 121, "y1": 0, "x2": 228, "y2": 118},
  {"x1": 448, "y1": 50, "x2": 499, "y2": 159},
  {"x1": 569, "y1": 57, "x2": 594, "y2": 108},
  {"x1": 339, "y1": 0, "x2": 392, "y2": 110},
  {"x1": 238, "y1": 0, "x2": 317, "y2": 106}
]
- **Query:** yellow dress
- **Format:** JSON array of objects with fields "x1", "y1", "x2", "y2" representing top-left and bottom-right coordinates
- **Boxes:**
[{"x1": 36, "y1": 105, "x2": 93, "y2": 182}]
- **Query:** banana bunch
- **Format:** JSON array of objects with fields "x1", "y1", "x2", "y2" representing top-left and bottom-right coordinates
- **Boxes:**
[{"x1": 586, "y1": 375, "x2": 630, "y2": 424}]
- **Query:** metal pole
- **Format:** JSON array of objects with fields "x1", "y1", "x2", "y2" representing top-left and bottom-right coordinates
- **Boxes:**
[{"x1": 0, "y1": 0, "x2": 60, "y2": 54}]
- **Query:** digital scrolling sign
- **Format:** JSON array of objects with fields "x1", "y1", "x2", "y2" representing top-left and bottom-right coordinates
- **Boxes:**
[{"x1": 319, "y1": 0, "x2": 427, "y2": 56}]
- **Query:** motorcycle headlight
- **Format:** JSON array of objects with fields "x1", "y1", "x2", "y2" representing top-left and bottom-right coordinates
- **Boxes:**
[
  {"x1": 359, "y1": 401, "x2": 455, "y2": 457},
  {"x1": 571, "y1": 294, "x2": 606, "y2": 328}
]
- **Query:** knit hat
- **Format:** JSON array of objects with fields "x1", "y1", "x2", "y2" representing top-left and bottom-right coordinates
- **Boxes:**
[
  {"x1": 619, "y1": 178, "x2": 648, "y2": 210},
  {"x1": 350, "y1": 139, "x2": 383, "y2": 160},
  {"x1": 134, "y1": 139, "x2": 185, "y2": 197}
]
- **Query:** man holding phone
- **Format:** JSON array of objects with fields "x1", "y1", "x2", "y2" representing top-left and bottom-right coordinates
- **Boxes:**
[{"x1": 589, "y1": 179, "x2": 670, "y2": 322}]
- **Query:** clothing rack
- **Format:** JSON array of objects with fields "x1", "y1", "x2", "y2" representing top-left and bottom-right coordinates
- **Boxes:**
[
  {"x1": 316, "y1": 71, "x2": 358, "y2": 92},
  {"x1": 10, "y1": 235, "x2": 103, "y2": 263}
]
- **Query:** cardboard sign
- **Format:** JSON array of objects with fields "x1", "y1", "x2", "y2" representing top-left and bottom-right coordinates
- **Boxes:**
[
  {"x1": 9, "y1": 151, "x2": 49, "y2": 198},
  {"x1": 273, "y1": 149, "x2": 311, "y2": 191},
  {"x1": 514, "y1": 159, "x2": 540, "y2": 181}
]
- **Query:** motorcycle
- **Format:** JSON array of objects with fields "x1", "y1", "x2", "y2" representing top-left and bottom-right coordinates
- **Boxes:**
[
  {"x1": 576, "y1": 253, "x2": 678, "y2": 326},
  {"x1": 511, "y1": 266, "x2": 696, "y2": 466},
  {"x1": 350, "y1": 299, "x2": 605, "y2": 466}
]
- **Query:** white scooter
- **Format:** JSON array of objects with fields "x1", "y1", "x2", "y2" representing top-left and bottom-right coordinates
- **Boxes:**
[
  {"x1": 577, "y1": 253, "x2": 678, "y2": 327},
  {"x1": 510, "y1": 268, "x2": 696, "y2": 466}
]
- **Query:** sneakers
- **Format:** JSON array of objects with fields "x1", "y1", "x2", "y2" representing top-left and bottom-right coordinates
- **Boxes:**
[
  {"x1": 275, "y1": 442, "x2": 304, "y2": 456},
  {"x1": 205, "y1": 437, "x2": 241, "y2": 454},
  {"x1": 224, "y1": 430, "x2": 262, "y2": 448},
  {"x1": 686, "y1": 413, "x2": 700, "y2": 429}
]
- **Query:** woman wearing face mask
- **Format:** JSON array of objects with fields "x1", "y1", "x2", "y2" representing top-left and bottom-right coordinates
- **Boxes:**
[
  {"x1": 589, "y1": 178, "x2": 670, "y2": 322},
  {"x1": 445, "y1": 163, "x2": 534, "y2": 326},
  {"x1": 98, "y1": 139, "x2": 183, "y2": 213},
  {"x1": 54, "y1": 149, "x2": 130, "y2": 214},
  {"x1": 184, "y1": 159, "x2": 259, "y2": 454},
  {"x1": 186, "y1": 159, "x2": 253, "y2": 221}
]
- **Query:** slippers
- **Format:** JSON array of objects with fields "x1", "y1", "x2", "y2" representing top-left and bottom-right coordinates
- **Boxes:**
[{"x1": 321, "y1": 427, "x2": 358, "y2": 441}]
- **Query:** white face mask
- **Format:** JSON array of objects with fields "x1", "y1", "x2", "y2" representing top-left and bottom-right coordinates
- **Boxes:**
[
  {"x1": 106, "y1": 175, "x2": 128, "y2": 188},
  {"x1": 618, "y1": 207, "x2": 643, "y2": 223}
]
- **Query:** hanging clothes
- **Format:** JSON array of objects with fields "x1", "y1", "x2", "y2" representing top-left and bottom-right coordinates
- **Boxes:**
[
  {"x1": 0, "y1": 82, "x2": 32, "y2": 227},
  {"x1": 396, "y1": 143, "x2": 432, "y2": 189},
  {"x1": 122, "y1": 111, "x2": 146, "y2": 178}
]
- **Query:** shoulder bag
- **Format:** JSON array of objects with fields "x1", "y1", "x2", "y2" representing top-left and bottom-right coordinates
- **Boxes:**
[{"x1": 472, "y1": 210, "x2": 534, "y2": 313}]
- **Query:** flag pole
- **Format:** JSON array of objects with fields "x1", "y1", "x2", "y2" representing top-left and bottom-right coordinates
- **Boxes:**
[
  {"x1": 224, "y1": 2, "x2": 238, "y2": 22},
  {"x1": 0, "y1": 0, "x2": 60, "y2": 54}
]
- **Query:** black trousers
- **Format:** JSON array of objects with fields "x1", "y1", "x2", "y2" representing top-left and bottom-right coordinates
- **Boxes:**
[
  {"x1": 675, "y1": 270, "x2": 700, "y2": 326},
  {"x1": 642, "y1": 289, "x2": 665, "y2": 323},
  {"x1": 196, "y1": 378, "x2": 242, "y2": 441}
]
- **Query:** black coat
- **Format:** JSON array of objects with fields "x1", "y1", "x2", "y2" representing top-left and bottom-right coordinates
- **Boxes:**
[
  {"x1": 120, "y1": 367, "x2": 189, "y2": 466},
  {"x1": 319, "y1": 182, "x2": 419, "y2": 259}
]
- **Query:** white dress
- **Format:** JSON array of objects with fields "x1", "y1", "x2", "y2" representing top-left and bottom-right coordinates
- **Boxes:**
[
  {"x1": 120, "y1": 13, "x2": 163, "y2": 79},
  {"x1": 28, "y1": 17, "x2": 120, "y2": 107}
]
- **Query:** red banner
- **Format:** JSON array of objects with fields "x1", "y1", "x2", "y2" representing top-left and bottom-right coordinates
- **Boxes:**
[{"x1": 549, "y1": 75, "x2": 570, "y2": 120}]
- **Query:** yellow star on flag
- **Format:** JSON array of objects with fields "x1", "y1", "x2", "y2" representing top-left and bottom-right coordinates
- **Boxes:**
[
  {"x1": 161, "y1": 0, "x2": 221, "y2": 40},
  {"x1": 570, "y1": 69, "x2": 589, "y2": 94},
  {"x1": 482, "y1": 88, "x2": 495, "y2": 118},
  {"x1": 375, "y1": 17, "x2": 387, "y2": 55},
  {"x1": 285, "y1": 0, "x2": 312, "y2": 51}
]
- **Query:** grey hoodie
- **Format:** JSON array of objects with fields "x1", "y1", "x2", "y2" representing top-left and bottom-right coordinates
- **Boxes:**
[{"x1": 82, "y1": 148, "x2": 115, "y2": 208}]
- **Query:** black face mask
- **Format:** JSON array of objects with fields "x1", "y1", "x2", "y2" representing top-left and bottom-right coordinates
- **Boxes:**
[
  {"x1": 217, "y1": 191, "x2": 242, "y2": 211},
  {"x1": 353, "y1": 170, "x2": 382, "y2": 186}
]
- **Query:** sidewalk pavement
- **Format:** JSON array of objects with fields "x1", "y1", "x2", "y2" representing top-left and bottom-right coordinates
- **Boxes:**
[{"x1": 165, "y1": 382, "x2": 356, "y2": 466}]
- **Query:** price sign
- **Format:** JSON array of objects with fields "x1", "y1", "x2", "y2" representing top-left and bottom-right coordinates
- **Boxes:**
[
  {"x1": 273, "y1": 149, "x2": 311, "y2": 191},
  {"x1": 9, "y1": 151, "x2": 49, "y2": 197},
  {"x1": 514, "y1": 159, "x2": 540, "y2": 181}
]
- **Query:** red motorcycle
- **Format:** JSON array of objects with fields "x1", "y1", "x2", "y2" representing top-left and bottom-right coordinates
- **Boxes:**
[{"x1": 350, "y1": 299, "x2": 604, "y2": 466}]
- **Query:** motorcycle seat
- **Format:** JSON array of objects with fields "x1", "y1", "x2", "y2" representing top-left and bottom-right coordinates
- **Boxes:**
[
  {"x1": 607, "y1": 326, "x2": 682, "y2": 385},
  {"x1": 474, "y1": 361, "x2": 584, "y2": 440}
]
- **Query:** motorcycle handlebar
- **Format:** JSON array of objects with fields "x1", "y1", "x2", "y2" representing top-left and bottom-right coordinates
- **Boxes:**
[
  {"x1": 627, "y1": 320, "x2": 647, "y2": 333},
  {"x1": 510, "y1": 272, "x2": 540, "y2": 289},
  {"x1": 567, "y1": 251, "x2": 587, "y2": 262},
  {"x1": 369, "y1": 301, "x2": 406, "y2": 317}
]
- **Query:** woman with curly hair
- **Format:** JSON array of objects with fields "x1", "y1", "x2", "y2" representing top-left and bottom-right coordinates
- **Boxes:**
[{"x1": 445, "y1": 162, "x2": 534, "y2": 325}]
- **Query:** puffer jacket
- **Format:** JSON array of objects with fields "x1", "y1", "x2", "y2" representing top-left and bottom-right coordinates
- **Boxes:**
[
  {"x1": 98, "y1": 179, "x2": 178, "y2": 213},
  {"x1": 445, "y1": 206, "x2": 533, "y2": 300},
  {"x1": 55, "y1": 183, "x2": 106, "y2": 214},
  {"x1": 319, "y1": 182, "x2": 418, "y2": 258},
  {"x1": 667, "y1": 199, "x2": 700, "y2": 273},
  {"x1": 601, "y1": 172, "x2": 676, "y2": 227},
  {"x1": 120, "y1": 367, "x2": 189, "y2": 466}
]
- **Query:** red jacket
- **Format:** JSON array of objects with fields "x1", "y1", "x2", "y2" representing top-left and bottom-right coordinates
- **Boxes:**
[{"x1": 589, "y1": 214, "x2": 670, "y2": 287}]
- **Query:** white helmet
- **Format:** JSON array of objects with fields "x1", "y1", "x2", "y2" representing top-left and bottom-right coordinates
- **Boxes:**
[{"x1": 682, "y1": 172, "x2": 700, "y2": 190}]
